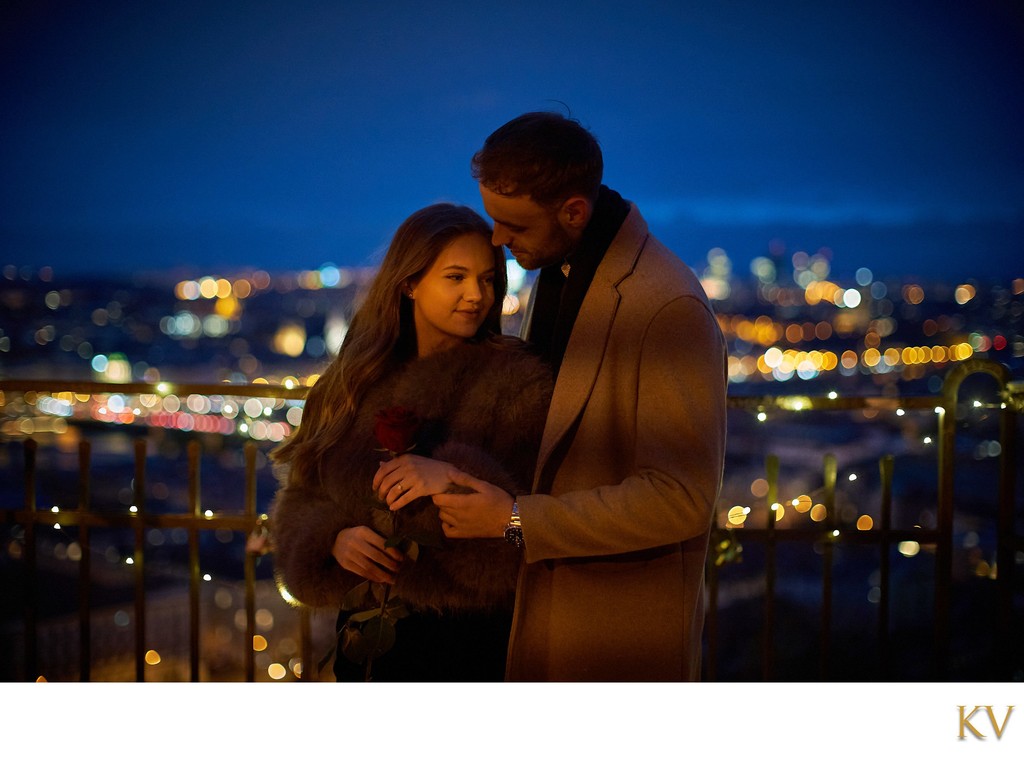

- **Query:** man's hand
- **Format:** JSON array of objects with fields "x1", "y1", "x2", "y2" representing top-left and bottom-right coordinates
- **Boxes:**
[{"x1": 433, "y1": 469, "x2": 513, "y2": 539}]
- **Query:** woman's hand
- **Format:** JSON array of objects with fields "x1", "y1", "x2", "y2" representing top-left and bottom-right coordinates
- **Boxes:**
[
  {"x1": 332, "y1": 526, "x2": 404, "y2": 585},
  {"x1": 373, "y1": 454, "x2": 454, "y2": 511}
]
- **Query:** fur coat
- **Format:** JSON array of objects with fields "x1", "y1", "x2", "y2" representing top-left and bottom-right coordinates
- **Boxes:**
[{"x1": 270, "y1": 340, "x2": 553, "y2": 615}]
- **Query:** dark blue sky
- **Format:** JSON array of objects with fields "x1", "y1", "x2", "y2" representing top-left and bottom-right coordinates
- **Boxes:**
[{"x1": 2, "y1": 0, "x2": 1022, "y2": 283}]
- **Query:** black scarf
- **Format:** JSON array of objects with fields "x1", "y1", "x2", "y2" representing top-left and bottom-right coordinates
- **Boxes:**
[{"x1": 526, "y1": 185, "x2": 630, "y2": 376}]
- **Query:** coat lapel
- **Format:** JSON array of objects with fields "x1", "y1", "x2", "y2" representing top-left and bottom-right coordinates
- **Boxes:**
[{"x1": 533, "y1": 205, "x2": 649, "y2": 482}]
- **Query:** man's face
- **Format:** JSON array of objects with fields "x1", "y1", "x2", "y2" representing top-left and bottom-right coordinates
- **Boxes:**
[{"x1": 478, "y1": 184, "x2": 579, "y2": 271}]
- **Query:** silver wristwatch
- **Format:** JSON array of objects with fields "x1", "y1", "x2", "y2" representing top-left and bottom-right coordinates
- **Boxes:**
[{"x1": 504, "y1": 500, "x2": 523, "y2": 547}]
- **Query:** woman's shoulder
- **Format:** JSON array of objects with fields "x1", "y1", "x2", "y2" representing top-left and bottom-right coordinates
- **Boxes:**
[
  {"x1": 452, "y1": 340, "x2": 553, "y2": 421},
  {"x1": 406, "y1": 337, "x2": 546, "y2": 378},
  {"x1": 474, "y1": 337, "x2": 551, "y2": 383},
  {"x1": 386, "y1": 340, "x2": 552, "y2": 422}
]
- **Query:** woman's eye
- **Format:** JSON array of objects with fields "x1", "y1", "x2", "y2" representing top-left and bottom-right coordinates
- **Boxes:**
[{"x1": 447, "y1": 274, "x2": 464, "y2": 282}]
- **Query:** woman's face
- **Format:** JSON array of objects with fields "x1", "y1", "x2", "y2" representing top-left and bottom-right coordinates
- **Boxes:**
[{"x1": 409, "y1": 233, "x2": 497, "y2": 357}]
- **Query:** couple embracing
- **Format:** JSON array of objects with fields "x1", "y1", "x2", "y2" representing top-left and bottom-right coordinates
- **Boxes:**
[{"x1": 270, "y1": 111, "x2": 728, "y2": 682}]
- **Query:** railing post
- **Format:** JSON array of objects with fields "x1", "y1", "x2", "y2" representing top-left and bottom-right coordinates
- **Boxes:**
[
  {"x1": 820, "y1": 453, "x2": 837, "y2": 680},
  {"x1": 188, "y1": 440, "x2": 202, "y2": 682},
  {"x1": 936, "y1": 357, "x2": 1013, "y2": 679},
  {"x1": 301, "y1": 607, "x2": 313, "y2": 682},
  {"x1": 133, "y1": 439, "x2": 147, "y2": 682},
  {"x1": 877, "y1": 454, "x2": 894, "y2": 680},
  {"x1": 935, "y1": 392, "x2": 954, "y2": 680},
  {"x1": 763, "y1": 453, "x2": 779, "y2": 681},
  {"x1": 995, "y1": 386, "x2": 1017, "y2": 678},
  {"x1": 704, "y1": 511, "x2": 719, "y2": 681},
  {"x1": 244, "y1": 442, "x2": 257, "y2": 682},
  {"x1": 23, "y1": 439, "x2": 38, "y2": 681},
  {"x1": 78, "y1": 441, "x2": 92, "y2": 682}
]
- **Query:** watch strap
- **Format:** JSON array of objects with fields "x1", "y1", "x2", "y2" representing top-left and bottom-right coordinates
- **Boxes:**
[{"x1": 504, "y1": 500, "x2": 523, "y2": 547}]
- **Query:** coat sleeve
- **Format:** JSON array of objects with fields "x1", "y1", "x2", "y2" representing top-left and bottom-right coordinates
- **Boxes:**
[
  {"x1": 269, "y1": 478, "x2": 371, "y2": 609},
  {"x1": 518, "y1": 295, "x2": 727, "y2": 561}
]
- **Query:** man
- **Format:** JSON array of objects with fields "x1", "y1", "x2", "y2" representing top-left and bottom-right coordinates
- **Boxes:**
[{"x1": 435, "y1": 112, "x2": 727, "y2": 681}]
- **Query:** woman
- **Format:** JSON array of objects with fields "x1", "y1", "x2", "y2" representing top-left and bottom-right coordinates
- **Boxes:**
[{"x1": 269, "y1": 203, "x2": 552, "y2": 681}]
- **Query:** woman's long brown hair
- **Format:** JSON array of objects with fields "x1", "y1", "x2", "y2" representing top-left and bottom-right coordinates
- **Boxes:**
[{"x1": 271, "y1": 203, "x2": 507, "y2": 486}]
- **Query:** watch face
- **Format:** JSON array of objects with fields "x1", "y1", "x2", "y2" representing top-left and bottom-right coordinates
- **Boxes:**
[{"x1": 504, "y1": 526, "x2": 524, "y2": 547}]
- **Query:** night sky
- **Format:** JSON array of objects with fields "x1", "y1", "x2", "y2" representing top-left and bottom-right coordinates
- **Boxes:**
[{"x1": 2, "y1": 0, "x2": 1022, "y2": 283}]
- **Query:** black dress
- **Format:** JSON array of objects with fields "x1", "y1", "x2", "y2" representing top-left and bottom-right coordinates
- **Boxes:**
[{"x1": 332, "y1": 607, "x2": 513, "y2": 682}]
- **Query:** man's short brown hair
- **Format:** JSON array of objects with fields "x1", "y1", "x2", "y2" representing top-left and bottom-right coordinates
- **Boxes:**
[{"x1": 471, "y1": 111, "x2": 603, "y2": 206}]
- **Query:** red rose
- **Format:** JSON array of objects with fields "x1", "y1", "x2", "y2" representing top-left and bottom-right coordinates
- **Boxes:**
[{"x1": 374, "y1": 406, "x2": 420, "y2": 455}]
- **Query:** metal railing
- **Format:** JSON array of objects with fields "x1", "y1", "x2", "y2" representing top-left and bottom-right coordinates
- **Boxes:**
[
  {"x1": 706, "y1": 358, "x2": 1023, "y2": 681},
  {"x1": 1, "y1": 381, "x2": 314, "y2": 682},
  {"x1": 1, "y1": 360, "x2": 1022, "y2": 681}
]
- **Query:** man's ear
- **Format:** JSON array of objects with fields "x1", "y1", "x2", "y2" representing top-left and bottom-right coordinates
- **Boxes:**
[{"x1": 559, "y1": 195, "x2": 592, "y2": 231}]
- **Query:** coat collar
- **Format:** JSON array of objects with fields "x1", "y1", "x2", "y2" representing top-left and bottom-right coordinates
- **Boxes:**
[{"x1": 533, "y1": 203, "x2": 650, "y2": 479}]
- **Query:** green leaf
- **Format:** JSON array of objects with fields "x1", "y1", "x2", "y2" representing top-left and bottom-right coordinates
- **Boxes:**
[
  {"x1": 404, "y1": 540, "x2": 420, "y2": 562},
  {"x1": 362, "y1": 616, "x2": 397, "y2": 658},
  {"x1": 339, "y1": 614, "x2": 397, "y2": 665},
  {"x1": 340, "y1": 580, "x2": 372, "y2": 611},
  {"x1": 347, "y1": 607, "x2": 382, "y2": 624},
  {"x1": 385, "y1": 598, "x2": 411, "y2": 620},
  {"x1": 340, "y1": 623, "x2": 369, "y2": 664}
]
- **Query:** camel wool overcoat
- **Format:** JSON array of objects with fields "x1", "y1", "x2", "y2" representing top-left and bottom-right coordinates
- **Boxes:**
[{"x1": 507, "y1": 203, "x2": 728, "y2": 681}]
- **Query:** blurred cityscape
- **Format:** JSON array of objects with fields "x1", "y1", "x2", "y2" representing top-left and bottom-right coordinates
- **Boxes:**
[
  {"x1": 1, "y1": 242, "x2": 1022, "y2": 681},
  {"x1": 3, "y1": 243, "x2": 1022, "y2": 397}
]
